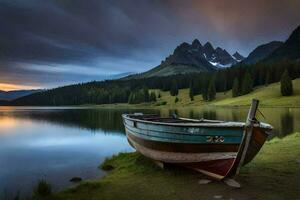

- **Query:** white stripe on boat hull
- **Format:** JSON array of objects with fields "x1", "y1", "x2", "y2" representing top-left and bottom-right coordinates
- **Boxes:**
[{"x1": 128, "y1": 136, "x2": 237, "y2": 163}]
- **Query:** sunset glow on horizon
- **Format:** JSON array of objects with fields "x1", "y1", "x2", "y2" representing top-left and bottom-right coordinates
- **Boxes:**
[{"x1": 0, "y1": 83, "x2": 39, "y2": 92}]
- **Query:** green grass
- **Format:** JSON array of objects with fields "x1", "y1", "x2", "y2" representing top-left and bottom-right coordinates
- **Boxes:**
[
  {"x1": 33, "y1": 180, "x2": 52, "y2": 197},
  {"x1": 37, "y1": 133, "x2": 300, "y2": 200},
  {"x1": 212, "y1": 78, "x2": 300, "y2": 107},
  {"x1": 152, "y1": 78, "x2": 300, "y2": 107},
  {"x1": 93, "y1": 78, "x2": 300, "y2": 109}
]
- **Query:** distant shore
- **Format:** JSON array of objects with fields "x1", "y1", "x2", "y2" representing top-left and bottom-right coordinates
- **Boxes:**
[
  {"x1": 33, "y1": 132, "x2": 300, "y2": 200},
  {"x1": 1, "y1": 78, "x2": 299, "y2": 109}
]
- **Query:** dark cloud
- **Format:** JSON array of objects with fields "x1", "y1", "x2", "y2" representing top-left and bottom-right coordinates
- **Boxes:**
[{"x1": 0, "y1": 0, "x2": 300, "y2": 89}]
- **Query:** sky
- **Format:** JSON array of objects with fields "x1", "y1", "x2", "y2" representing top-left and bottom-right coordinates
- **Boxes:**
[{"x1": 0, "y1": 0, "x2": 300, "y2": 90}]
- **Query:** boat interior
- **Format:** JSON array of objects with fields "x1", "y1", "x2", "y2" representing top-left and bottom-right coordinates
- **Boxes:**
[{"x1": 127, "y1": 113, "x2": 224, "y2": 124}]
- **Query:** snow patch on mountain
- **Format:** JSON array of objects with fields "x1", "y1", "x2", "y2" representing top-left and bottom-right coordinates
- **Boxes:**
[
  {"x1": 232, "y1": 52, "x2": 245, "y2": 62},
  {"x1": 209, "y1": 61, "x2": 218, "y2": 66},
  {"x1": 209, "y1": 61, "x2": 232, "y2": 68}
]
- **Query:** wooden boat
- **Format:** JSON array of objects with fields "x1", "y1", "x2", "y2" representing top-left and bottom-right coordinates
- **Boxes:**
[{"x1": 122, "y1": 99, "x2": 273, "y2": 180}]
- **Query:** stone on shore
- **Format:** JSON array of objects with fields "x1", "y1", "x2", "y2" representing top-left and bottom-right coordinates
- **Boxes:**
[{"x1": 70, "y1": 177, "x2": 82, "y2": 182}]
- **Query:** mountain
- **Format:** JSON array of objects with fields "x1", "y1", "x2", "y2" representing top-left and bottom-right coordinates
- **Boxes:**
[
  {"x1": 242, "y1": 41, "x2": 283, "y2": 64},
  {"x1": 207, "y1": 45, "x2": 238, "y2": 67},
  {"x1": 232, "y1": 52, "x2": 245, "y2": 61},
  {"x1": 126, "y1": 39, "x2": 239, "y2": 79},
  {"x1": 264, "y1": 26, "x2": 300, "y2": 62},
  {"x1": 106, "y1": 72, "x2": 134, "y2": 79},
  {"x1": 0, "y1": 89, "x2": 43, "y2": 101}
]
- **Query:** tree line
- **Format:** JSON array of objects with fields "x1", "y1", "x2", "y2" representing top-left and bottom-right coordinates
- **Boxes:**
[{"x1": 10, "y1": 59, "x2": 300, "y2": 105}]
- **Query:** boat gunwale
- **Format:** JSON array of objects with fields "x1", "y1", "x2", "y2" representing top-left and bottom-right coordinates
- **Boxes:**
[
  {"x1": 122, "y1": 114, "x2": 273, "y2": 130},
  {"x1": 124, "y1": 122, "x2": 244, "y2": 138}
]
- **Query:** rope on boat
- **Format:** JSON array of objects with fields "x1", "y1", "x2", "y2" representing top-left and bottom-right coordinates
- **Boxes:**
[{"x1": 257, "y1": 108, "x2": 266, "y2": 120}]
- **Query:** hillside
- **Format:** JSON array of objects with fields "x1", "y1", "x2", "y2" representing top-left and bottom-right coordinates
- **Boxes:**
[
  {"x1": 150, "y1": 78, "x2": 300, "y2": 107},
  {"x1": 130, "y1": 64, "x2": 209, "y2": 78},
  {"x1": 265, "y1": 25, "x2": 300, "y2": 62},
  {"x1": 0, "y1": 89, "x2": 42, "y2": 100},
  {"x1": 242, "y1": 41, "x2": 283, "y2": 64}
]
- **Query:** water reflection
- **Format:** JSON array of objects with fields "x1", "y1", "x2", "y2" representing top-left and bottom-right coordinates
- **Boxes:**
[
  {"x1": 0, "y1": 108, "x2": 159, "y2": 133},
  {"x1": 161, "y1": 107, "x2": 300, "y2": 137},
  {"x1": 202, "y1": 110, "x2": 217, "y2": 120},
  {"x1": 0, "y1": 108, "x2": 148, "y2": 198},
  {"x1": 279, "y1": 109, "x2": 294, "y2": 137},
  {"x1": 0, "y1": 106, "x2": 299, "y2": 198},
  {"x1": 2, "y1": 107, "x2": 298, "y2": 137},
  {"x1": 0, "y1": 117, "x2": 18, "y2": 132}
]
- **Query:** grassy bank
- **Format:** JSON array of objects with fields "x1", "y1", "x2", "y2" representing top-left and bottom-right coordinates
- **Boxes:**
[
  {"x1": 38, "y1": 133, "x2": 300, "y2": 200},
  {"x1": 94, "y1": 78, "x2": 300, "y2": 108}
]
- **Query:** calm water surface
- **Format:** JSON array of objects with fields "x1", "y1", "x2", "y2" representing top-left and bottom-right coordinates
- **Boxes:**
[{"x1": 0, "y1": 106, "x2": 299, "y2": 197}]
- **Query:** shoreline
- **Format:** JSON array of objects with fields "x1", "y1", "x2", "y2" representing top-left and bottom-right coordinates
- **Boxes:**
[
  {"x1": 90, "y1": 103, "x2": 300, "y2": 109},
  {"x1": 33, "y1": 132, "x2": 300, "y2": 200},
  {"x1": 2, "y1": 103, "x2": 299, "y2": 109}
]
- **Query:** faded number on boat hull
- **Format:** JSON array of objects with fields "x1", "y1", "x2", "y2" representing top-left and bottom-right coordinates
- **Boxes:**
[{"x1": 206, "y1": 136, "x2": 225, "y2": 143}]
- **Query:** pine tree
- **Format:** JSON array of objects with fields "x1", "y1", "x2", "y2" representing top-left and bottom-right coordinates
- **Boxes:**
[
  {"x1": 201, "y1": 78, "x2": 208, "y2": 101},
  {"x1": 280, "y1": 69, "x2": 293, "y2": 96},
  {"x1": 189, "y1": 81, "x2": 194, "y2": 101},
  {"x1": 149, "y1": 92, "x2": 157, "y2": 102},
  {"x1": 207, "y1": 78, "x2": 216, "y2": 101},
  {"x1": 223, "y1": 77, "x2": 227, "y2": 92},
  {"x1": 170, "y1": 79, "x2": 178, "y2": 96},
  {"x1": 175, "y1": 96, "x2": 179, "y2": 103},
  {"x1": 232, "y1": 78, "x2": 239, "y2": 97},
  {"x1": 241, "y1": 71, "x2": 253, "y2": 95},
  {"x1": 135, "y1": 91, "x2": 143, "y2": 103},
  {"x1": 162, "y1": 82, "x2": 169, "y2": 91},
  {"x1": 128, "y1": 92, "x2": 134, "y2": 104},
  {"x1": 143, "y1": 87, "x2": 149, "y2": 102},
  {"x1": 194, "y1": 80, "x2": 202, "y2": 95},
  {"x1": 265, "y1": 69, "x2": 271, "y2": 86},
  {"x1": 202, "y1": 88, "x2": 208, "y2": 101},
  {"x1": 158, "y1": 93, "x2": 161, "y2": 98}
]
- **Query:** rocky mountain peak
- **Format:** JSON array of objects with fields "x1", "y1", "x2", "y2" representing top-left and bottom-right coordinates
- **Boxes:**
[
  {"x1": 288, "y1": 25, "x2": 300, "y2": 41},
  {"x1": 211, "y1": 48, "x2": 236, "y2": 66},
  {"x1": 162, "y1": 39, "x2": 243, "y2": 71},
  {"x1": 203, "y1": 42, "x2": 215, "y2": 59},
  {"x1": 203, "y1": 42, "x2": 214, "y2": 50},
  {"x1": 215, "y1": 47, "x2": 224, "y2": 53},
  {"x1": 192, "y1": 39, "x2": 202, "y2": 49},
  {"x1": 173, "y1": 42, "x2": 191, "y2": 54},
  {"x1": 232, "y1": 51, "x2": 245, "y2": 61},
  {"x1": 179, "y1": 42, "x2": 190, "y2": 49}
]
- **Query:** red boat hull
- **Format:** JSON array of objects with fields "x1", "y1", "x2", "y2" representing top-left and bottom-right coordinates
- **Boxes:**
[{"x1": 126, "y1": 126, "x2": 269, "y2": 180}]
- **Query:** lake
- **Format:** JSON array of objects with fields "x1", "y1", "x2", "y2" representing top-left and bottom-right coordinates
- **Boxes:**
[{"x1": 0, "y1": 106, "x2": 299, "y2": 198}]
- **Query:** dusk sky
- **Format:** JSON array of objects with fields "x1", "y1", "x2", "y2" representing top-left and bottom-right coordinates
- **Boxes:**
[{"x1": 1, "y1": 0, "x2": 300, "y2": 90}]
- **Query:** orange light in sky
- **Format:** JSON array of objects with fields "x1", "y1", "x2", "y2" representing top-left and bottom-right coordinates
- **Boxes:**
[{"x1": 0, "y1": 83, "x2": 39, "y2": 91}]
